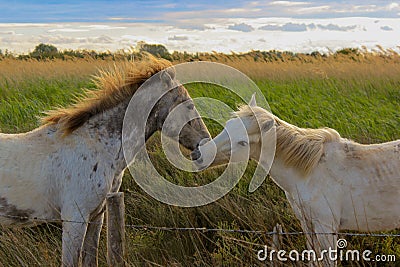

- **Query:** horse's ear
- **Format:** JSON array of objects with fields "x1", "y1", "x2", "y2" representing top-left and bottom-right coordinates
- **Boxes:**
[
  {"x1": 160, "y1": 70, "x2": 173, "y2": 88},
  {"x1": 261, "y1": 119, "x2": 274, "y2": 133},
  {"x1": 249, "y1": 93, "x2": 257, "y2": 107}
]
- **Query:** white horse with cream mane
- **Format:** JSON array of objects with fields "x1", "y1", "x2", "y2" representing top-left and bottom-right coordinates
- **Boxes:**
[{"x1": 192, "y1": 94, "x2": 400, "y2": 266}]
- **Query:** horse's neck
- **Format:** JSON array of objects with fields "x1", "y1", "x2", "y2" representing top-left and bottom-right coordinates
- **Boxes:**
[
  {"x1": 84, "y1": 97, "x2": 160, "y2": 171},
  {"x1": 250, "y1": 144, "x2": 301, "y2": 193},
  {"x1": 268, "y1": 154, "x2": 305, "y2": 193}
]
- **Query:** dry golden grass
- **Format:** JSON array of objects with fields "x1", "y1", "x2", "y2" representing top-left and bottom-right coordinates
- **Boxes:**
[{"x1": 0, "y1": 58, "x2": 114, "y2": 84}]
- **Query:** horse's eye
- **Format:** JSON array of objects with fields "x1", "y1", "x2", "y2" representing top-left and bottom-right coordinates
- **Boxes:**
[
  {"x1": 238, "y1": 140, "x2": 248, "y2": 146},
  {"x1": 187, "y1": 103, "x2": 194, "y2": 110}
]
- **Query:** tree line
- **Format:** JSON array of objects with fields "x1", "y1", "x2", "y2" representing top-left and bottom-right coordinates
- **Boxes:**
[{"x1": 0, "y1": 42, "x2": 398, "y2": 63}]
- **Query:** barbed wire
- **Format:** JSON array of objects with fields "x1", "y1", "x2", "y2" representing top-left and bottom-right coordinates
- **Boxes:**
[{"x1": 1, "y1": 213, "x2": 400, "y2": 237}]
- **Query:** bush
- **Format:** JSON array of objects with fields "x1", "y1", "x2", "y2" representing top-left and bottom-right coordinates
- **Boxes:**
[{"x1": 30, "y1": 43, "x2": 59, "y2": 59}]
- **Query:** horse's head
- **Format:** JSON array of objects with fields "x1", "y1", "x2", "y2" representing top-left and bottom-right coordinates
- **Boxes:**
[
  {"x1": 153, "y1": 69, "x2": 211, "y2": 151},
  {"x1": 192, "y1": 94, "x2": 275, "y2": 170}
]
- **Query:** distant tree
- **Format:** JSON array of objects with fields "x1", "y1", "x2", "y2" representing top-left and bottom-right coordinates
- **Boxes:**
[
  {"x1": 30, "y1": 43, "x2": 59, "y2": 59},
  {"x1": 136, "y1": 41, "x2": 171, "y2": 60},
  {"x1": 336, "y1": 48, "x2": 359, "y2": 55}
]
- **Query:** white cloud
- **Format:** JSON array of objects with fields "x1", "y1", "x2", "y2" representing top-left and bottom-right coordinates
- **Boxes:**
[
  {"x1": 32, "y1": 34, "x2": 115, "y2": 45},
  {"x1": 0, "y1": 23, "x2": 50, "y2": 28},
  {"x1": 89, "y1": 35, "x2": 114, "y2": 43},
  {"x1": 220, "y1": 8, "x2": 261, "y2": 14},
  {"x1": 48, "y1": 28, "x2": 89, "y2": 33},
  {"x1": 269, "y1": 1, "x2": 309, "y2": 6},
  {"x1": 296, "y1": 5, "x2": 331, "y2": 14},
  {"x1": 387, "y1": 3, "x2": 400, "y2": 10},
  {"x1": 0, "y1": 30, "x2": 16, "y2": 35},
  {"x1": 164, "y1": 8, "x2": 261, "y2": 21},
  {"x1": 228, "y1": 23, "x2": 254, "y2": 32},
  {"x1": 168, "y1": 35, "x2": 189, "y2": 41},
  {"x1": 80, "y1": 25, "x2": 127, "y2": 30}
]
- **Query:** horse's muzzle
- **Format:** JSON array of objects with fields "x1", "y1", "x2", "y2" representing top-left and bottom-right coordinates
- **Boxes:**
[{"x1": 190, "y1": 148, "x2": 201, "y2": 161}]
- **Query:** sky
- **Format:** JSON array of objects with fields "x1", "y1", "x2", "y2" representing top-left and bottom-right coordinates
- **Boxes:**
[{"x1": 0, "y1": 0, "x2": 399, "y2": 53}]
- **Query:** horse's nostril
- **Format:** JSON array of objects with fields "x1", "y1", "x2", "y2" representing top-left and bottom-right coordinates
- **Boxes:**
[{"x1": 191, "y1": 149, "x2": 201, "y2": 161}]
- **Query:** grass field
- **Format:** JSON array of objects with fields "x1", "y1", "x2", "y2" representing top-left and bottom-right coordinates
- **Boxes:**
[{"x1": 0, "y1": 53, "x2": 399, "y2": 266}]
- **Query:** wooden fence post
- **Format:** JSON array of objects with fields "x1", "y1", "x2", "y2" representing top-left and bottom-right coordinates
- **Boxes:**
[
  {"x1": 272, "y1": 223, "x2": 283, "y2": 267},
  {"x1": 106, "y1": 192, "x2": 126, "y2": 267},
  {"x1": 272, "y1": 223, "x2": 283, "y2": 250}
]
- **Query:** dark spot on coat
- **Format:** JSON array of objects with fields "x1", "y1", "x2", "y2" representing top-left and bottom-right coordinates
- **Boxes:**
[
  {"x1": 375, "y1": 167, "x2": 383, "y2": 179},
  {"x1": 344, "y1": 143, "x2": 361, "y2": 159},
  {"x1": 0, "y1": 197, "x2": 34, "y2": 223},
  {"x1": 343, "y1": 143, "x2": 355, "y2": 153},
  {"x1": 394, "y1": 144, "x2": 400, "y2": 154},
  {"x1": 92, "y1": 163, "x2": 98, "y2": 173},
  {"x1": 47, "y1": 127, "x2": 56, "y2": 134},
  {"x1": 90, "y1": 163, "x2": 99, "y2": 179},
  {"x1": 83, "y1": 156, "x2": 87, "y2": 160}
]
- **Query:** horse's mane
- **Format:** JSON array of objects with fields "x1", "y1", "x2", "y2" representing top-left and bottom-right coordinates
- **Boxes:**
[
  {"x1": 234, "y1": 106, "x2": 341, "y2": 175},
  {"x1": 41, "y1": 56, "x2": 173, "y2": 135}
]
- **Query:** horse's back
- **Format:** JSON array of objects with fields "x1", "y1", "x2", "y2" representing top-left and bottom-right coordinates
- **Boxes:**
[{"x1": 332, "y1": 139, "x2": 400, "y2": 231}]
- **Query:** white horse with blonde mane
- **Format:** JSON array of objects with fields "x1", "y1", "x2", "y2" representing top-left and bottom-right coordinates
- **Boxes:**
[
  {"x1": 192, "y1": 94, "x2": 400, "y2": 266},
  {"x1": 0, "y1": 58, "x2": 210, "y2": 266}
]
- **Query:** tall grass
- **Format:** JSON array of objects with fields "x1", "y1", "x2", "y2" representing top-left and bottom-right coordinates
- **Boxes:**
[{"x1": 0, "y1": 54, "x2": 399, "y2": 266}]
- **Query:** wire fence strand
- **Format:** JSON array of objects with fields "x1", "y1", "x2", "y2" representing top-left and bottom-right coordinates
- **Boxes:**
[{"x1": 1, "y1": 213, "x2": 400, "y2": 237}]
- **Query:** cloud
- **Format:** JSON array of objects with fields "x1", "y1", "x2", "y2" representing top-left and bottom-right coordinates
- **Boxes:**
[
  {"x1": 164, "y1": 7, "x2": 262, "y2": 22},
  {"x1": 259, "y1": 22, "x2": 308, "y2": 32},
  {"x1": 168, "y1": 35, "x2": 189, "y2": 41},
  {"x1": 80, "y1": 25, "x2": 127, "y2": 30},
  {"x1": 1, "y1": 19, "x2": 400, "y2": 55},
  {"x1": 48, "y1": 28, "x2": 89, "y2": 33},
  {"x1": 0, "y1": 30, "x2": 16, "y2": 35},
  {"x1": 269, "y1": 1, "x2": 309, "y2": 6},
  {"x1": 296, "y1": 5, "x2": 331, "y2": 14},
  {"x1": 259, "y1": 22, "x2": 357, "y2": 32},
  {"x1": 259, "y1": 24, "x2": 282, "y2": 31},
  {"x1": 317, "y1": 24, "x2": 357, "y2": 31},
  {"x1": 33, "y1": 34, "x2": 114, "y2": 45},
  {"x1": 174, "y1": 24, "x2": 214, "y2": 31},
  {"x1": 381, "y1": 25, "x2": 393, "y2": 31},
  {"x1": 228, "y1": 23, "x2": 254, "y2": 32},
  {"x1": 387, "y1": 3, "x2": 400, "y2": 10},
  {"x1": 89, "y1": 35, "x2": 114, "y2": 43},
  {"x1": 281, "y1": 22, "x2": 308, "y2": 31}
]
